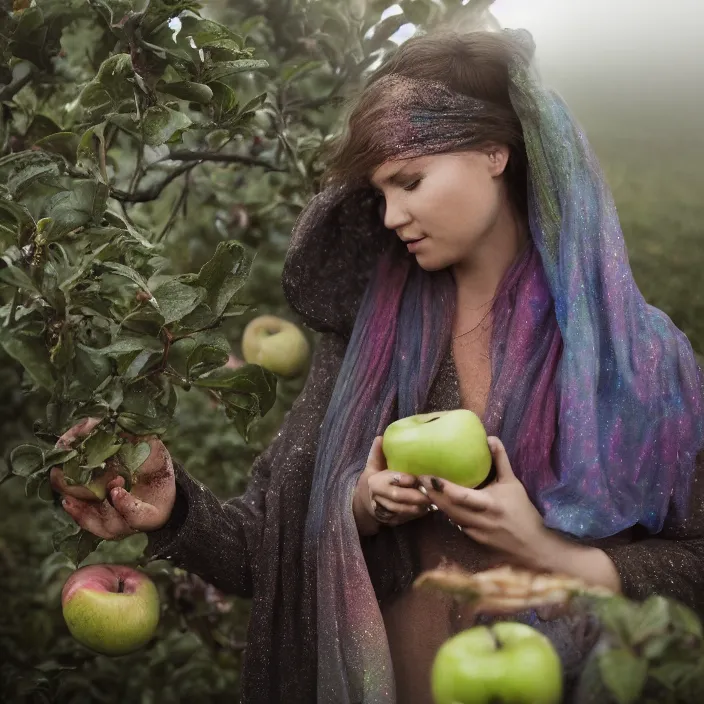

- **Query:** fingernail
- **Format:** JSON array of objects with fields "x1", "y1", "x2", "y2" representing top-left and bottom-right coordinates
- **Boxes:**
[
  {"x1": 390, "y1": 475, "x2": 400, "y2": 486},
  {"x1": 429, "y1": 503, "x2": 439, "y2": 512},
  {"x1": 62, "y1": 498, "x2": 70, "y2": 509},
  {"x1": 430, "y1": 478, "x2": 444, "y2": 492},
  {"x1": 418, "y1": 484, "x2": 429, "y2": 497}
]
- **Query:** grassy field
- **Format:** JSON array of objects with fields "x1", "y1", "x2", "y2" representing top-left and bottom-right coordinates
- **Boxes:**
[{"x1": 589, "y1": 129, "x2": 704, "y2": 355}]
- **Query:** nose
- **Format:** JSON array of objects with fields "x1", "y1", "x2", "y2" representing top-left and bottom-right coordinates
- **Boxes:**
[{"x1": 379, "y1": 194, "x2": 411, "y2": 232}]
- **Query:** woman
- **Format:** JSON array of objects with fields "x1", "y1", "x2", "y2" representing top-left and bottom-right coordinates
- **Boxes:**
[{"x1": 51, "y1": 29, "x2": 704, "y2": 704}]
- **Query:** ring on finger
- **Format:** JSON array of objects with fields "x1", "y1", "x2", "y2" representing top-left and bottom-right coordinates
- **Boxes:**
[{"x1": 371, "y1": 499, "x2": 396, "y2": 522}]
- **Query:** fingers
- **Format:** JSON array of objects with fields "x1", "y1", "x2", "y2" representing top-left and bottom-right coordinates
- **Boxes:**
[
  {"x1": 487, "y1": 436, "x2": 515, "y2": 482},
  {"x1": 108, "y1": 486, "x2": 170, "y2": 532},
  {"x1": 56, "y1": 417, "x2": 102, "y2": 450},
  {"x1": 365, "y1": 436, "x2": 387, "y2": 473},
  {"x1": 389, "y1": 472, "x2": 421, "y2": 489},
  {"x1": 419, "y1": 476, "x2": 495, "y2": 513},
  {"x1": 106, "y1": 475, "x2": 126, "y2": 492},
  {"x1": 61, "y1": 496, "x2": 135, "y2": 540},
  {"x1": 371, "y1": 496, "x2": 430, "y2": 524},
  {"x1": 370, "y1": 481, "x2": 431, "y2": 507}
]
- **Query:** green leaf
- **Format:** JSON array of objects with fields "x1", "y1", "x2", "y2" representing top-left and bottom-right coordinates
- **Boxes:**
[
  {"x1": 186, "y1": 330, "x2": 230, "y2": 377},
  {"x1": 208, "y1": 81, "x2": 238, "y2": 120},
  {"x1": 98, "y1": 335, "x2": 163, "y2": 356},
  {"x1": 7, "y1": 158, "x2": 59, "y2": 198},
  {"x1": 55, "y1": 527, "x2": 104, "y2": 567},
  {"x1": 631, "y1": 596, "x2": 672, "y2": 645},
  {"x1": 25, "y1": 468, "x2": 49, "y2": 499},
  {"x1": 41, "y1": 448, "x2": 80, "y2": 472},
  {"x1": 194, "y1": 362, "x2": 273, "y2": 390},
  {"x1": 9, "y1": 444, "x2": 45, "y2": 478},
  {"x1": 202, "y1": 59, "x2": 269, "y2": 83},
  {"x1": 44, "y1": 181, "x2": 110, "y2": 239},
  {"x1": 80, "y1": 429, "x2": 122, "y2": 470},
  {"x1": 650, "y1": 662, "x2": 696, "y2": 691},
  {"x1": 598, "y1": 648, "x2": 648, "y2": 704},
  {"x1": 117, "y1": 441, "x2": 151, "y2": 473},
  {"x1": 158, "y1": 81, "x2": 213, "y2": 103},
  {"x1": 0, "y1": 199, "x2": 34, "y2": 230},
  {"x1": 195, "y1": 241, "x2": 252, "y2": 318},
  {"x1": 142, "y1": 105, "x2": 192, "y2": 147},
  {"x1": 668, "y1": 600, "x2": 704, "y2": 639},
  {"x1": 0, "y1": 264, "x2": 40, "y2": 294},
  {"x1": 74, "y1": 344, "x2": 112, "y2": 391},
  {"x1": 76, "y1": 122, "x2": 107, "y2": 174},
  {"x1": 281, "y1": 60, "x2": 324, "y2": 84},
  {"x1": 102, "y1": 262, "x2": 151, "y2": 291},
  {"x1": 78, "y1": 83, "x2": 112, "y2": 113},
  {"x1": 595, "y1": 596, "x2": 639, "y2": 647},
  {"x1": 79, "y1": 53, "x2": 133, "y2": 113},
  {"x1": 151, "y1": 279, "x2": 205, "y2": 324},
  {"x1": 1, "y1": 334, "x2": 54, "y2": 389},
  {"x1": 106, "y1": 112, "x2": 141, "y2": 138},
  {"x1": 35, "y1": 132, "x2": 80, "y2": 163},
  {"x1": 15, "y1": 7, "x2": 44, "y2": 39},
  {"x1": 50, "y1": 328, "x2": 74, "y2": 369}
]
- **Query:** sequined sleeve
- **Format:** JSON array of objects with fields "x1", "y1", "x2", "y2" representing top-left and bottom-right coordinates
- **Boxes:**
[
  {"x1": 601, "y1": 451, "x2": 704, "y2": 615},
  {"x1": 143, "y1": 332, "x2": 347, "y2": 598}
]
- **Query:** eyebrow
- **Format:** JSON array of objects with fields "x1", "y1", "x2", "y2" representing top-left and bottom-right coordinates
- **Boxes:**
[{"x1": 369, "y1": 166, "x2": 413, "y2": 190}]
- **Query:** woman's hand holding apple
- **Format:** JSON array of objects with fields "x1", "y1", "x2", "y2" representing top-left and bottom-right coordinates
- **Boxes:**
[
  {"x1": 353, "y1": 436, "x2": 433, "y2": 536},
  {"x1": 50, "y1": 418, "x2": 177, "y2": 540},
  {"x1": 418, "y1": 436, "x2": 550, "y2": 567}
]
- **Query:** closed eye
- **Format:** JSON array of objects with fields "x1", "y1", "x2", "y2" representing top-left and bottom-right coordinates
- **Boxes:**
[{"x1": 403, "y1": 179, "x2": 420, "y2": 192}]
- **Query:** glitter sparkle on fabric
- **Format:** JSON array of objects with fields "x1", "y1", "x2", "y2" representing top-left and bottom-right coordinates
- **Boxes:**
[{"x1": 300, "y1": 27, "x2": 704, "y2": 704}]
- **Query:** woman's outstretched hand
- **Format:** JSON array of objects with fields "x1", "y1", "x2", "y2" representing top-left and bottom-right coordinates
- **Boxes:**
[
  {"x1": 418, "y1": 436, "x2": 549, "y2": 566},
  {"x1": 353, "y1": 436, "x2": 433, "y2": 536},
  {"x1": 49, "y1": 418, "x2": 177, "y2": 540}
]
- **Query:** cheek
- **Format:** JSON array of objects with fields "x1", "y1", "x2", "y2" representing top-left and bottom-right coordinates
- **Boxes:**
[{"x1": 441, "y1": 178, "x2": 498, "y2": 238}]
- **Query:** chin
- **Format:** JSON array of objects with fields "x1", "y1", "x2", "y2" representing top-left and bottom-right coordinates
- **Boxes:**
[{"x1": 413, "y1": 253, "x2": 452, "y2": 272}]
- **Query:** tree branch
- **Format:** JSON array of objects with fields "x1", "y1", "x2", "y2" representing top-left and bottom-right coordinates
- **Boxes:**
[
  {"x1": 0, "y1": 64, "x2": 34, "y2": 102},
  {"x1": 165, "y1": 150, "x2": 286, "y2": 171},
  {"x1": 110, "y1": 163, "x2": 197, "y2": 202}
]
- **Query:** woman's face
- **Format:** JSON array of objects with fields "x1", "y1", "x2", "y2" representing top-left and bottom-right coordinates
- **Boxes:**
[{"x1": 369, "y1": 149, "x2": 511, "y2": 271}]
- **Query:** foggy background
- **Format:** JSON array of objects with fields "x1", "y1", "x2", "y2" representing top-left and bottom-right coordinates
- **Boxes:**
[{"x1": 391, "y1": 0, "x2": 704, "y2": 142}]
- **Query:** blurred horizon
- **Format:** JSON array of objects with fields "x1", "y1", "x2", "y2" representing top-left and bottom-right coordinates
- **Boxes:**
[{"x1": 384, "y1": 0, "x2": 704, "y2": 144}]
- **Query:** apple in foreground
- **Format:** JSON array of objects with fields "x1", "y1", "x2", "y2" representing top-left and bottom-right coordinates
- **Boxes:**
[
  {"x1": 241, "y1": 315, "x2": 310, "y2": 378},
  {"x1": 432, "y1": 623, "x2": 563, "y2": 704},
  {"x1": 382, "y1": 409, "x2": 492, "y2": 487},
  {"x1": 62, "y1": 564, "x2": 160, "y2": 656}
]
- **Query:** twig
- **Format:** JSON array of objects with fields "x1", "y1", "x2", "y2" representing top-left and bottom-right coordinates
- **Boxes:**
[
  {"x1": 155, "y1": 172, "x2": 191, "y2": 243},
  {"x1": 0, "y1": 65, "x2": 34, "y2": 101},
  {"x1": 4, "y1": 288, "x2": 19, "y2": 327},
  {"x1": 164, "y1": 150, "x2": 286, "y2": 172},
  {"x1": 110, "y1": 163, "x2": 197, "y2": 202}
]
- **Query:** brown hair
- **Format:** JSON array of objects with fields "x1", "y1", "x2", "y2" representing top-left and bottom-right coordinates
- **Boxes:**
[{"x1": 322, "y1": 30, "x2": 529, "y2": 216}]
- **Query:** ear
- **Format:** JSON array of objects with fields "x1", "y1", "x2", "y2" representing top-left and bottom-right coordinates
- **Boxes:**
[{"x1": 485, "y1": 145, "x2": 510, "y2": 178}]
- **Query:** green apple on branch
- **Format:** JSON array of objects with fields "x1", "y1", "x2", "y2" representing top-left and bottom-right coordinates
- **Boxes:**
[
  {"x1": 61, "y1": 564, "x2": 160, "y2": 656},
  {"x1": 241, "y1": 315, "x2": 310, "y2": 378},
  {"x1": 431, "y1": 622, "x2": 563, "y2": 704},
  {"x1": 382, "y1": 409, "x2": 492, "y2": 487}
]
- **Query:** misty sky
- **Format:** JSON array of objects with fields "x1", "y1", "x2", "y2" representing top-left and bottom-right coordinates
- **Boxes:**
[
  {"x1": 388, "y1": 0, "x2": 704, "y2": 135},
  {"x1": 491, "y1": 0, "x2": 704, "y2": 80}
]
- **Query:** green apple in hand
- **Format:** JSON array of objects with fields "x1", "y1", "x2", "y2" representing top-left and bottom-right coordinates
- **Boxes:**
[
  {"x1": 382, "y1": 409, "x2": 492, "y2": 487},
  {"x1": 241, "y1": 314, "x2": 310, "y2": 378},
  {"x1": 432, "y1": 622, "x2": 563, "y2": 704},
  {"x1": 62, "y1": 564, "x2": 160, "y2": 656}
]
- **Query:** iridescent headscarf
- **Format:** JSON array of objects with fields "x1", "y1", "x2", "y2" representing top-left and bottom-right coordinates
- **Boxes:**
[{"x1": 298, "y1": 28, "x2": 704, "y2": 703}]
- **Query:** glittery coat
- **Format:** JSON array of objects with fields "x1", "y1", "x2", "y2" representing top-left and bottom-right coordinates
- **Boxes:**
[{"x1": 145, "y1": 184, "x2": 704, "y2": 703}]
